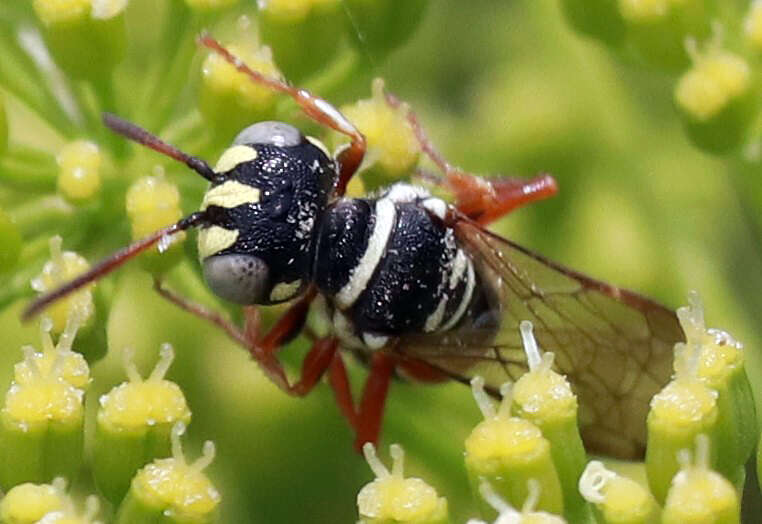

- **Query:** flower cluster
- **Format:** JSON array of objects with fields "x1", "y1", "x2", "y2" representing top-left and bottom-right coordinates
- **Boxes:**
[
  {"x1": 0, "y1": 0, "x2": 759, "y2": 522},
  {"x1": 354, "y1": 296, "x2": 757, "y2": 523},
  {"x1": 561, "y1": 0, "x2": 762, "y2": 155}
]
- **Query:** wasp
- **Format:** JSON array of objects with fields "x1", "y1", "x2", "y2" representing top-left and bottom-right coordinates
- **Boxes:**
[{"x1": 25, "y1": 34, "x2": 684, "y2": 460}]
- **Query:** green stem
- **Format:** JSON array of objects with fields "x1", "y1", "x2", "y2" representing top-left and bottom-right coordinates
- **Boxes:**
[
  {"x1": 0, "y1": 24, "x2": 77, "y2": 138},
  {"x1": 136, "y1": 2, "x2": 194, "y2": 132},
  {"x1": 0, "y1": 147, "x2": 57, "y2": 191},
  {"x1": 9, "y1": 195, "x2": 74, "y2": 236}
]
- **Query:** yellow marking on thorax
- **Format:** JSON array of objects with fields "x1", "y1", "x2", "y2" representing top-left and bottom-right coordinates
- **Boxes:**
[
  {"x1": 214, "y1": 144, "x2": 258, "y2": 173},
  {"x1": 201, "y1": 180, "x2": 260, "y2": 210},
  {"x1": 198, "y1": 226, "x2": 239, "y2": 259}
]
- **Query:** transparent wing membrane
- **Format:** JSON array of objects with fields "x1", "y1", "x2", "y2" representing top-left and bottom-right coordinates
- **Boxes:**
[{"x1": 400, "y1": 219, "x2": 683, "y2": 459}]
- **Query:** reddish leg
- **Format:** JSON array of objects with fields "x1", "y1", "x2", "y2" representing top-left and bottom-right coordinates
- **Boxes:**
[
  {"x1": 154, "y1": 280, "x2": 334, "y2": 396},
  {"x1": 156, "y1": 278, "x2": 398, "y2": 450},
  {"x1": 354, "y1": 352, "x2": 396, "y2": 450},
  {"x1": 327, "y1": 350, "x2": 397, "y2": 451},
  {"x1": 198, "y1": 35, "x2": 366, "y2": 197},
  {"x1": 384, "y1": 91, "x2": 558, "y2": 225},
  {"x1": 153, "y1": 278, "x2": 247, "y2": 346}
]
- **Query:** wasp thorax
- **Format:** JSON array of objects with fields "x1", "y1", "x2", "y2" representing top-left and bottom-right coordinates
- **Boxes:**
[{"x1": 198, "y1": 121, "x2": 336, "y2": 305}]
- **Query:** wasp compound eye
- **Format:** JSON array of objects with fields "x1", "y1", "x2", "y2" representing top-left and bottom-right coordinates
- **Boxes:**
[
  {"x1": 233, "y1": 121, "x2": 303, "y2": 147},
  {"x1": 202, "y1": 254, "x2": 270, "y2": 305}
]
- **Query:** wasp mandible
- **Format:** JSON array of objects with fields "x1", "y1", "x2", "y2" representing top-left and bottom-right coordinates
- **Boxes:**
[{"x1": 25, "y1": 34, "x2": 684, "y2": 460}]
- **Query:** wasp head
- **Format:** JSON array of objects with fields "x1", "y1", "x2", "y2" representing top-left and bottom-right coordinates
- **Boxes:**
[{"x1": 199, "y1": 121, "x2": 336, "y2": 305}]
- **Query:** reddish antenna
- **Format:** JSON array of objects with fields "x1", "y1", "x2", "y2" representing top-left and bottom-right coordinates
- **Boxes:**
[
  {"x1": 103, "y1": 113, "x2": 219, "y2": 182},
  {"x1": 23, "y1": 212, "x2": 206, "y2": 321}
]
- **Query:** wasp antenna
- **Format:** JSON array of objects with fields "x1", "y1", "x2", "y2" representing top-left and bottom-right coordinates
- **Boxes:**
[
  {"x1": 23, "y1": 212, "x2": 207, "y2": 321},
  {"x1": 197, "y1": 34, "x2": 364, "y2": 142},
  {"x1": 102, "y1": 113, "x2": 218, "y2": 182}
]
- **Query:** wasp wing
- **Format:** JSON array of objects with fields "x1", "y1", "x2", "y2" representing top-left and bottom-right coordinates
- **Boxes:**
[{"x1": 398, "y1": 218, "x2": 683, "y2": 460}]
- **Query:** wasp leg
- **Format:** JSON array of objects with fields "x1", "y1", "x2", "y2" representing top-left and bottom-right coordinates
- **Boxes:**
[
  {"x1": 327, "y1": 350, "x2": 396, "y2": 451},
  {"x1": 198, "y1": 34, "x2": 366, "y2": 197},
  {"x1": 353, "y1": 352, "x2": 396, "y2": 450},
  {"x1": 327, "y1": 352, "x2": 359, "y2": 428},
  {"x1": 154, "y1": 278, "x2": 330, "y2": 394},
  {"x1": 255, "y1": 286, "x2": 317, "y2": 355},
  {"x1": 153, "y1": 278, "x2": 247, "y2": 346},
  {"x1": 384, "y1": 91, "x2": 558, "y2": 225}
]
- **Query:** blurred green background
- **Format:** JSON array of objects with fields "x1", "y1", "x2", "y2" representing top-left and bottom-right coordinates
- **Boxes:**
[{"x1": 2, "y1": 0, "x2": 762, "y2": 522}]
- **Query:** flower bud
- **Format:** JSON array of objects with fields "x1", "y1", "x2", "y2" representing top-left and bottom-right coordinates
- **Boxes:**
[
  {"x1": 618, "y1": 0, "x2": 711, "y2": 72},
  {"x1": 258, "y1": 0, "x2": 344, "y2": 82},
  {"x1": 510, "y1": 321, "x2": 590, "y2": 523},
  {"x1": 675, "y1": 43, "x2": 755, "y2": 153},
  {"x1": 199, "y1": 40, "x2": 282, "y2": 143},
  {"x1": 339, "y1": 79, "x2": 420, "y2": 189},
  {"x1": 115, "y1": 422, "x2": 220, "y2": 524},
  {"x1": 57, "y1": 140, "x2": 102, "y2": 203},
  {"x1": 32, "y1": 0, "x2": 127, "y2": 81},
  {"x1": 31, "y1": 236, "x2": 94, "y2": 336},
  {"x1": 661, "y1": 435, "x2": 739, "y2": 524},
  {"x1": 15, "y1": 314, "x2": 90, "y2": 391},
  {"x1": 645, "y1": 348, "x2": 719, "y2": 504},
  {"x1": 672, "y1": 292, "x2": 756, "y2": 488},
  {"x1": 578, "y1": 461, "x2": 659, "y2": 524},
  {"x1": 0, "y1": 477, "x2": 69, "y2": 524},
  {"x1": 0, "y1": 207, "x2": 22, "y2": 275},
  {"x1": 357, "y1": 443, "x2": 449, "y2": 524},
  {"x1": 124, "y1": 173, "x2": 185, "y2": 274},
  {"x1": 465, "y1": 377, "x2": 563, "y2": 520},
  {"x1": 0, "y1": 334, "x2": 86, "y2": 489},
  {"x1": 93, "y1": 344, "x2": 191, "y2": 505}
]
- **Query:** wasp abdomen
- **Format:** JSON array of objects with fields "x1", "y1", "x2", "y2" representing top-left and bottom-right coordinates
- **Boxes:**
[{"x1": 317, "y1": 184, "x2": 482, "y2": 350}]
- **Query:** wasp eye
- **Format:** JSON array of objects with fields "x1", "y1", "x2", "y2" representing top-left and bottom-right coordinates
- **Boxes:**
[
  {"x1": 233, "y1": 121, "x2": 303, "y2": 147},
  {"x1": 202, "y1": 254, "x2": 270, "y2": 305}
]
